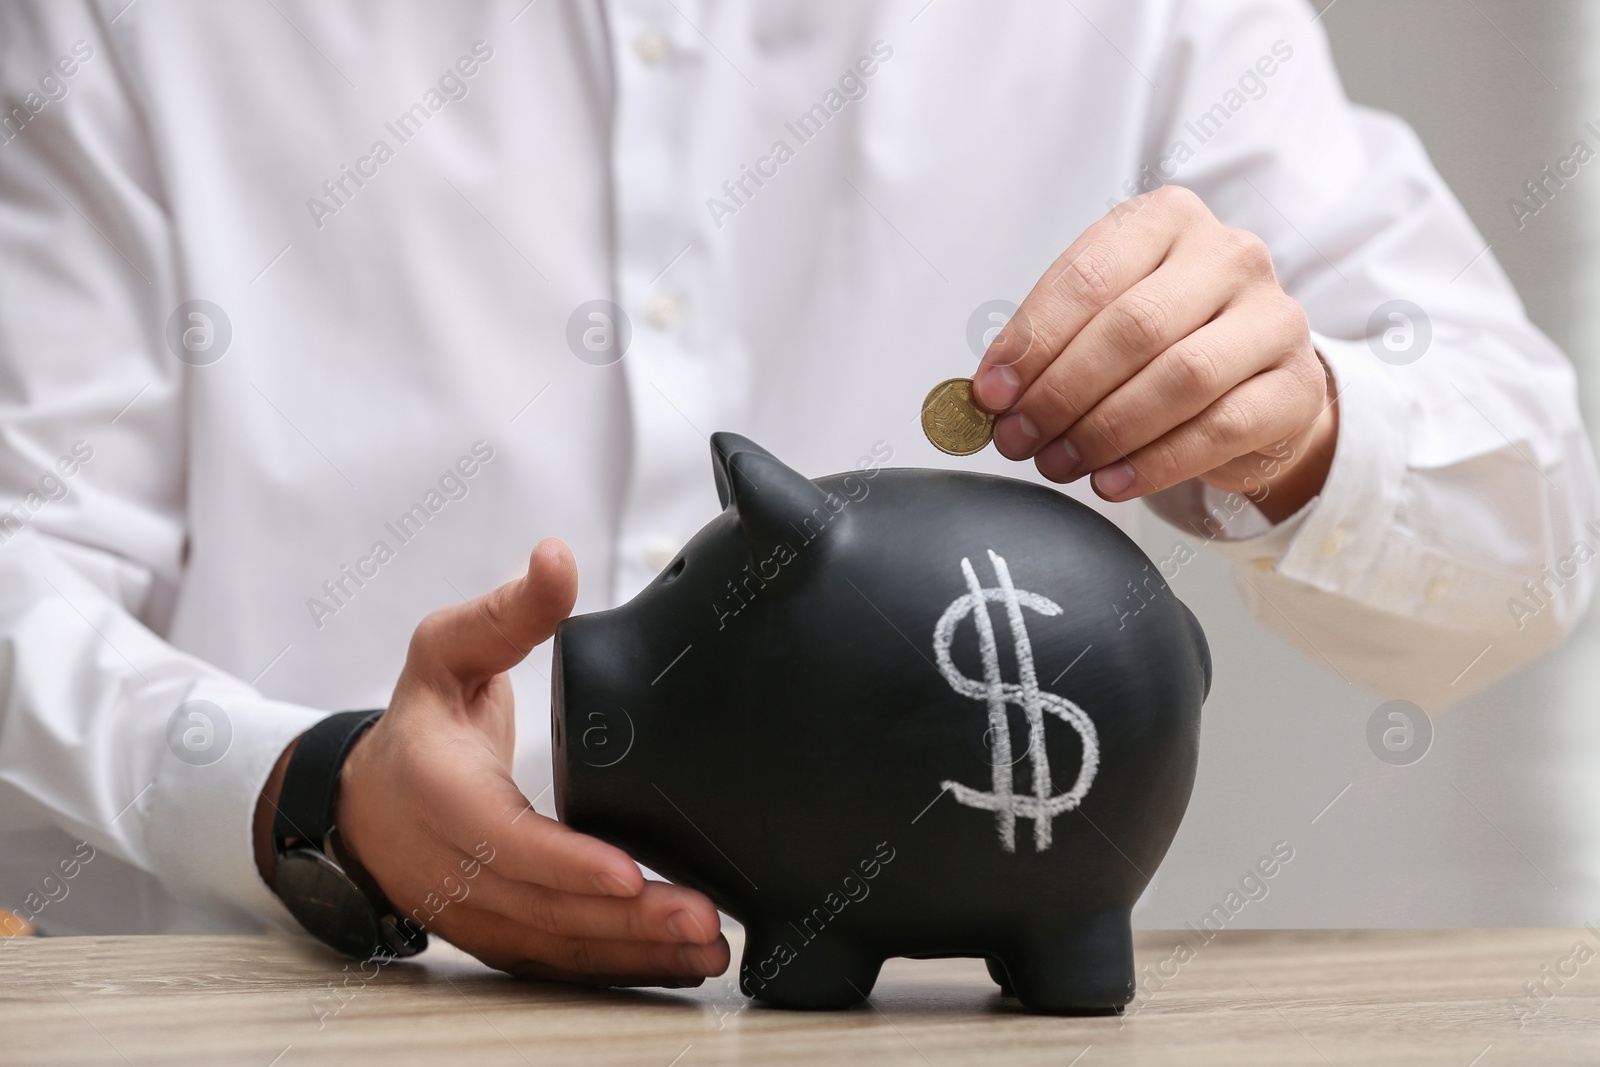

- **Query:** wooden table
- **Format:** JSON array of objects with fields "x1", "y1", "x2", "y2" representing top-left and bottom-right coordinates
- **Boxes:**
[{"x1": 4, "y1": 928, "x2": 1598, "y2": 1065}]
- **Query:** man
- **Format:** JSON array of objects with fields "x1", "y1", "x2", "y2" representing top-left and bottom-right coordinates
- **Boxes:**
[{"x1": 1, "y1": 0, "x2": 1593, "y2": 987}]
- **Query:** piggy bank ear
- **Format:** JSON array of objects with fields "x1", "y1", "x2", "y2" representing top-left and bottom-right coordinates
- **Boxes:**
[
  {"x1": 710, "y1": 431, "x2": 778, "y2": 508},
  {"x1": 723, "y1": 447, "x2": 838, "y2": 565}
]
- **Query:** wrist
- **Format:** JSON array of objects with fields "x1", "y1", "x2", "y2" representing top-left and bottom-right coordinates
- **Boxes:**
[
  {"x1": 253, "y1": 736, "x2": 298, "y2": 887},
  {"x1": 1197, "y1": 352, "x2": 1339, "y2": 524},
  {"x1": 1252, "y1": 396, "x2": 1338, "y2": 524},
  {"x1": 330, "y1": 727, "x2": 383, "y2": 899},
  {"x1": 266, "y1": 710, "x2": 424, "y2": 959}
]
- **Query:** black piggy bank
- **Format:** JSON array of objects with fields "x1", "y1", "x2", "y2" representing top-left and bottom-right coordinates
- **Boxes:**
[{"x1": 552, "y1": 433, "x2": 1210, "y2": 1013}]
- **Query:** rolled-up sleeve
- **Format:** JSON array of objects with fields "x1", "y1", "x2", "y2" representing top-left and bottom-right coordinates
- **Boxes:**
[{"x1": 1143, "y1": 0, "x2": 1600, "y2": 707}]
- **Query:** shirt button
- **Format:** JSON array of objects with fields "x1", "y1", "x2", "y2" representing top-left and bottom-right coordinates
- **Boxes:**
[
  {"x1": 645, "y1": 538, "x2": 680, "y2": 571},
  {"x1": 647, "y1": 295, "x2": 681, "y2": 328},
  {"x1": 1319, "y1": 527, "x2": 1347, "y2": 557},
  {"x1": 634, "y1": 32, "x2": 670, "y2": 65},
  {"x1": 1250, "y1": 556, "x2": 1274, "y2": 575},
  {"x1": 1425, "y1": 576, "x2": 1450, "y2": 604}
]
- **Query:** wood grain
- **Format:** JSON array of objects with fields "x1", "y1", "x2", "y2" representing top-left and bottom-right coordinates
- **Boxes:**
[{"x1": 3, "y1": 928, "x2": 1598, "y2": 1065}]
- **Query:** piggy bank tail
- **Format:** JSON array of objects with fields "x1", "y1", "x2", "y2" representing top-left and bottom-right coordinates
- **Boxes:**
[{"x1": 1181, "y1": 600, "x2": 1212, "y2": 701}]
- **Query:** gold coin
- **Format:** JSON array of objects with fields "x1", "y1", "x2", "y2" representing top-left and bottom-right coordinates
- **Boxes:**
[
  {"x1": 921, "y1": 377, "x2": 995, "y2": 456},
  {"x1": 0, "y1": 908, "x2": 34, "y2": 938}
]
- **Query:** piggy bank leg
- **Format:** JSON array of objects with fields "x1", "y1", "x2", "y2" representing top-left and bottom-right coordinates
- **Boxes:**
[
  {"x1": 985, "y1": 957, "x2": 1014, "y2": 996},
  {"x1": 738, "y1": 930, "x2": 884, "y2": 1010},
  {"x1": 998, "y1": 911, "x2": 1134, "y2": 1015}
]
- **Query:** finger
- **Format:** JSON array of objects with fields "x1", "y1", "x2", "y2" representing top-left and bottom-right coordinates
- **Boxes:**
[
  {"x1": 467, "y1": 869, "x2": 722, "y2": 945},
  {"x1": 972, "y1": 186, "x2": 1208, "y2": 413},
  {"x1": 422, "y1": 774, "x2": 649, "y2": 897},
  {"x1": 409, "y1": 538, "x2": 578, "y2": 683},
  {"x1": 455, "y1": 905, "x2": 732, "y2": 983},
  {"x1": 507, "y1": 933, "x2": 731, "y2": 987},
  {"x1": 1032, "y1": 293, "x2": 1302, "y2": 480},
  {"x1": 992, "y1": 232, "x2": 1250, "y2": 461},
  {"x1": 517, "y1": 969, "x2": 708, "y2": 990},
  {"x1": 1082, "y1": 365, "x2": 1321, "y2": 501}
]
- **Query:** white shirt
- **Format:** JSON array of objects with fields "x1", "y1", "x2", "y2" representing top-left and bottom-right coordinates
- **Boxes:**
[{"x1": 1, "y1": 0, "x2": 1593, "y2": 936}]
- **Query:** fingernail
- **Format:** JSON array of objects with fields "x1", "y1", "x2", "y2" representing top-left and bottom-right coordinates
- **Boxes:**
[
  {"x1": 591, "y1": 871, "x2": 632, "y2": 897},
  {"x1": 974, "y1": 364, "x2": 1021, "y2": 410},
  {"x1": 1094, "y1": 460, "x2": 1137, "y2": 497},
  {"x1": 665, "y1": 910, "x2": 708, "y2": 943},
  {"x1": 1037, "y1": 437, "x2": 1081, "y2": 482},
  {"x1": 1008, "y1": 411, "x2": 1040, "y2": 441},
  {"x1": 679, "y1": 943, "x2": 715, "y2": 974},
  {"x1": 993, "y1": 412, "x2": 1040, "y2": 459}
]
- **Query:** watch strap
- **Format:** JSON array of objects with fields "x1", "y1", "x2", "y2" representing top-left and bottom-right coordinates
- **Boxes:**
[{"x1": 273, "y1": 709, "x2": 382, "y2": 846}]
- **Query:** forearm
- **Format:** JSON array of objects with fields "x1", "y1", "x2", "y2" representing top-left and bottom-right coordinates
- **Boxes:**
[
  {"x1": 0, "y1": 532, "x2": 328, "y2": 928},
  {"x1": 1149, "y1": 331, "x2": 1599, "y2": 707}
]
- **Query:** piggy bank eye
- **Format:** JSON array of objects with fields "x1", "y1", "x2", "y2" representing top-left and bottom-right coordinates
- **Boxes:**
[{"x1": 661, "y1": 558, "x2": 686, "y2": 583}]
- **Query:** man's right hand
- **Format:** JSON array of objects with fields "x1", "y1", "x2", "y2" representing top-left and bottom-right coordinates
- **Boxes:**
[{"x1": 255, "y1": 538, "x2": 729, "y2": 986}]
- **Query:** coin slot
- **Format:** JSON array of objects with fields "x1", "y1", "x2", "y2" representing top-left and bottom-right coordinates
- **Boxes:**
[{"x1": 661, "y1": 557, "x2": 686, "y2": 583}]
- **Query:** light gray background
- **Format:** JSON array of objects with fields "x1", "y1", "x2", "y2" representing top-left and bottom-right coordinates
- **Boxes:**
[{"x1": 1134, "y1": 0, "x2": 1600, "y2": 929}]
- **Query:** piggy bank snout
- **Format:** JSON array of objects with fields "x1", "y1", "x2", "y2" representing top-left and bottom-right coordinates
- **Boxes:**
[
  {"x1": 552, "y1": 615, "x2": 603, "y2": 742},
  {"x1": 552, "y1": 613, "x2": 643, "y2": 778}
]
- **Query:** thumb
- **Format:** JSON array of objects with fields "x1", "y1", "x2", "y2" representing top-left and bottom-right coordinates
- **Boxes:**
[{"x1": 410, "y1": 538, "x2": 578, "y2": 682}]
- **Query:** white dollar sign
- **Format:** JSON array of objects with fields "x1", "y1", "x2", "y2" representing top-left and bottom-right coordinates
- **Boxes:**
[{"x1": 933, "y1": 549, "x2": 1099, "y2": 852}]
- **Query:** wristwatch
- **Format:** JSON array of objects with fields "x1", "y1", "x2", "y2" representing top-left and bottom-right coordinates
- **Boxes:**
[{"x1": 272, "y1": 709, "x2": 427, "y2": 960}]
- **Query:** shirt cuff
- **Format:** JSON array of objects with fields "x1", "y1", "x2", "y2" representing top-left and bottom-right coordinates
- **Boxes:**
[
  {"x1": 142, "y1": 680, "x2": 330, "y2": 934},
  {"x1": 1145, "y1": 330, "x2": 1410, "y2": 583}
]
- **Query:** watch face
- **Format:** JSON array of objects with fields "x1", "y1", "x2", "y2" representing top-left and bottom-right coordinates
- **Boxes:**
[{"x1": 276, "y1": 849, "x2": 384, "y2": 959}]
